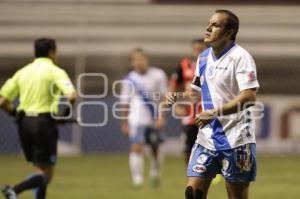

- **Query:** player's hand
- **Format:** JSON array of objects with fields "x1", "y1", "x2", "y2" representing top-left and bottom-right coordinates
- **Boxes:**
[
  {"x1": 155, "y1": 117, "x2": 165, "y2": 129},
  {"x1": 166, "y1": 92, "x2": 177, "y2": 106},
  {"x1": 195, "y1": 110, "x2": 216, "y2": 128},
  {"x1": 121, "y1": 122, "x2": 130, "y2": 136}
]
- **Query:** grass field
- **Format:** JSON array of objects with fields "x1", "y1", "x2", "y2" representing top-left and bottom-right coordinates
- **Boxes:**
[{"x1": 0, "y1": 154, "x2": 299, "y2": 199}]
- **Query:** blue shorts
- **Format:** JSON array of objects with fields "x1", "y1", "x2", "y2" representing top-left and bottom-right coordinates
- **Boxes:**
[
  {"x1": 129, "y1": 126, "x2": 147, "y2": 144},
  {"x1": 187, "y1": 143, "x2": 256, "y2": 182},
  {"x1": 129, "y1": 125, "x2": 163, "y2": 147}
]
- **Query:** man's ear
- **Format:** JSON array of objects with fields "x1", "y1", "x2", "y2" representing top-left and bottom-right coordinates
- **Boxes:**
[{"x1": 49, "y1": 49, "x2": 57, "y2": 63}]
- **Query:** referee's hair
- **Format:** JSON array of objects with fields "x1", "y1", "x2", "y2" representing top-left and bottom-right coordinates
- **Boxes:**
[
  {"x1": 215, "y1": 10, "x2": 239, "y2": 41},
  {"x1": 34, "y1": 38, "x2": 57, "y2": 58}
]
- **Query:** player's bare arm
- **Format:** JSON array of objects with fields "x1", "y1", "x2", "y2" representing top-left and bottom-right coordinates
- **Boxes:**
[
  {"x1": 166, "y1": 89, "x2": 199, "y2": 107},
  {"x1": 195, "y1": 88, "x2": 257, "y2": 128},
  {"x1": 120, "y1": 103, "x2": 130, "y2": 135}
]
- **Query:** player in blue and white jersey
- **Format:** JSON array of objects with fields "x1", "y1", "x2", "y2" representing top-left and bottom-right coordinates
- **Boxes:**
[
  {"x1": 120, "y1": 48, "x2": 168, "y2": 188},
  {"x1": 167, "y1": 10, "x2": 259, "y2": 199}
]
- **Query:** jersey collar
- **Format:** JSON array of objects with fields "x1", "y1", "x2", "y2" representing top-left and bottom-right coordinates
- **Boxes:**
[
  {"x1": 211, "y1": 42, "x2": 236, "y2": 61},
  {"x1": 33, "y1": 57, "x2": 54, "y2": 64}
]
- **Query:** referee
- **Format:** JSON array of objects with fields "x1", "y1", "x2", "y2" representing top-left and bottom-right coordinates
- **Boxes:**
[{"x1": 0, "y1": 38, "x2": 76, "y2": 199}]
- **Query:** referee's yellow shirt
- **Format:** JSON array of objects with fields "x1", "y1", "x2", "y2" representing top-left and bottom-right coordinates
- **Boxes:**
[{"x1": 0, "y1": 57, "x2": 76, "y2": 114}]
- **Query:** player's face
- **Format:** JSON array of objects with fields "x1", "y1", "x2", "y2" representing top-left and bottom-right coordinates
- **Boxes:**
[
  {"x1": 204, "y1": 13, "x2": 229, "y2": 45},
  {"x1": 130, "y1": 51, "x2": 149, "y2": 73},
  {"x1": 191, "y1": 42, "x2": 206, "y2": 59}
]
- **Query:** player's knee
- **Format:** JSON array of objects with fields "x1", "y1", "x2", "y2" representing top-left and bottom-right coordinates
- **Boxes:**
[
  {"x1": 131, "y1": 143, "x2": 143, "y2": 153},
  {"x1": 185, "y1": 186, "x2": 203, "y2": 199}
]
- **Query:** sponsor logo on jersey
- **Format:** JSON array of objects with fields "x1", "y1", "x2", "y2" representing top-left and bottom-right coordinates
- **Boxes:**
[
  {"x1": 192, "y1": 164, "x2": 207, "y2": 173},
  {"x1": 247, "y1": 71, "x2": 257, "y2": 81}
]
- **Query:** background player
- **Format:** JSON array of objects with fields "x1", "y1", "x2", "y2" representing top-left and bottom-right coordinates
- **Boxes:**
[
  {"x1": 0, "y1": 38, "x2": 76, "y2": 199},
  {"x1": 120, "y1": 48, "x2": 168, "y2": 188},
  {"x1": 167, "y1": 10, "x2": 259, "y2": 199}
]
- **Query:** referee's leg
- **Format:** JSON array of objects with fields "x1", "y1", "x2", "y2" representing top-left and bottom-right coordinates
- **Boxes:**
[{"x1": 13, "y1": 116, "x2": 57, "y2": 199}]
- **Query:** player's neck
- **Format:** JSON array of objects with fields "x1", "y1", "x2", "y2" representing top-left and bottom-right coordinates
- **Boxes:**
[
  {"x1": 212, "y1": 40, "x2": 234, "y2": 59},
  {"x1": 136, "y1": 67, "x2": 148, "y2": 75}
]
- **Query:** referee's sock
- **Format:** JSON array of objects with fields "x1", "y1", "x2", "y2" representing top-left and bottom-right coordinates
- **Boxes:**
[
  {"x1": 13, "y1": 173, "x2": 47, "y2": 194},
  {"x1": 33, "y1": 185, "x2": 47, "y2": 199}
]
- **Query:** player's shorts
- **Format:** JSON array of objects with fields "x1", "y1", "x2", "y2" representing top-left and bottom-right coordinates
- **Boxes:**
[
  {"x1": 18, "y1": 113, "x2": 58, "y2": 165},
  {"x1": 182, "y1": 124, "x2": 198, "y2": 153},
  {"x1": 129, "y1": 125, "x2": 163, "y2": 146},
  {"x1": 187, "y1": 143, "x2": 256, "y2": 182}
]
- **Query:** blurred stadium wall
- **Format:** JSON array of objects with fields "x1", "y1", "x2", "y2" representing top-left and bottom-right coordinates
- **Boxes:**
[{"x1": 0, "y1": 0, "x2": 300, "y2": 155}]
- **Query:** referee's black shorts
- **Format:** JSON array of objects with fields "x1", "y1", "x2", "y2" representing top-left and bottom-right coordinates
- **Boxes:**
[
  {"x1": 18, "y1": 113, "x2": 58, "y2": 165},
  {"x1": 183, "y1": 124, "x2": 198, "y2": 153}
]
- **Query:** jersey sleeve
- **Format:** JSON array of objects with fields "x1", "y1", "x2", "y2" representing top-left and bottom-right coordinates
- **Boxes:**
[
  {"x1": 235, "y1": 52, "x2": 260, "y2": 91},
  {"x1": 54, "y1": 70, "x2": 76, "y2": 95},
  {"x1": 120, "y1": 77, "x2": 134, "y2": 104},
  {"x1": 190, "y1": 55, "x2": 201, "y2": 91},
  {"x1": 0, "y1": 71, "x2": 20, "y2": 102}
]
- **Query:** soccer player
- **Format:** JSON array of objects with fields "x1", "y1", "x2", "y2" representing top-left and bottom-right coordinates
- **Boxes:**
[
  {"x1": 169, "y1": 38, "x2": 207, "y2": 165},
  {"x1": 0, "y1": 38, "x2": 76, "y2": 199},
  {"x1": 167, "y1": 10, "x2": 259, "y2": 199},
  {"x1": 120, "y1": 48, "x2": 168, "y2": 188}
]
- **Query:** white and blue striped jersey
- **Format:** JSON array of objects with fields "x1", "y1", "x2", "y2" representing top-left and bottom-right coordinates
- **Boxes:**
[
  {"x1": 191, "y1": 43, "x2": 259, "y2": 151},
  {"x1": 120, "y1": 67, "x2": 168, "y2": 127}
]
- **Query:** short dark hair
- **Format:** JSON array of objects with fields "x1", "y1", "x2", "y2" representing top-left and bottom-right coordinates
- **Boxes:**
[
  {"x1": 34, "y1": 38, "x2": 56, "y2": 58},
  {"x1": 216, "y1": 10, "x2": 239, "y2": 41}
]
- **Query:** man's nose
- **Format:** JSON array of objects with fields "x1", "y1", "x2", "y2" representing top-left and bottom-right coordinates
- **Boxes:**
[{"x1": 206, "y1": 25, "x2": 211, "y2": 32}]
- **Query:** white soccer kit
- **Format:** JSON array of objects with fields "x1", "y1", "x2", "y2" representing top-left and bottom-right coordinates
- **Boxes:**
[
  {"x1": 191, "y1": 43, "x2": 260, "y2": 151},
  {"x1": 120, "y1": 67, "x2": 168, "y2": 128}
]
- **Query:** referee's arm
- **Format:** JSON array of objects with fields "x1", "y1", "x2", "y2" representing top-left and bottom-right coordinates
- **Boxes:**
[
  {"x1": 0, "y1": 95, "x2": 16, "y2": 116},
  {"x1": 65, "y1": 91, "x2": 77, "y2": 105}
]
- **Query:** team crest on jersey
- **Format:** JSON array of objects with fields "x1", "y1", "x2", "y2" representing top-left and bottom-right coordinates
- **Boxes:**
[
  {"x1": 192, "y1": 164, "x2": 207, "y2": 173},
  {"x1": 196, "y1": 154, "x2": 208, "y2": 164},
  {"x1": 206, "y1": 66, "x2": 214, "y2": 78}
]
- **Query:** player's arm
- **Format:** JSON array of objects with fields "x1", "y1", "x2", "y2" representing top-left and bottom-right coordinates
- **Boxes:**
[
  {"x1": 166, "y1": 75, "x2": 200, "y2": 106},
  {"x1": 195, "y1": 52, "x2": 259, "y2": 128},
  {"x1": 216, "y1": 88, "x2": 256, "y2": 115},
  {"x1": 119, "y1": 79, "x2": 132, "y2": 135},
  {"x1": 156, "y1": 70, "x2": 170, "y2": 129},
  {"x1": 54, "y1": 70, "x2": 77, "y2": 117},
  {"x1": 120, "y1": 103, "x2": 130, "y2": 135},
  {"x1": 195, "y1": 89, "x2": 257, "y2": 128}
]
